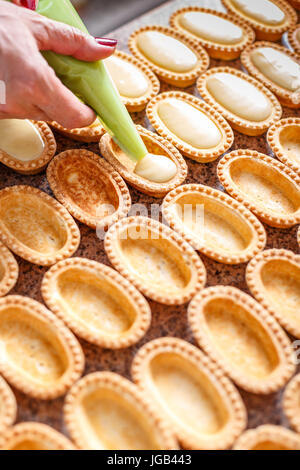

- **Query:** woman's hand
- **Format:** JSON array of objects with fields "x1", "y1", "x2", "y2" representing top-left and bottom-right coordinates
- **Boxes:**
[{"x1": 0, "y1": 1, "x2": 117, "y2": 128}]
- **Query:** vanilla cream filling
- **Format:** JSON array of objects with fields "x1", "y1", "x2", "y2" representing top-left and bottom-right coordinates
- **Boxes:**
[
  {"x1": 0, "y1": 119, "x2": 44, "y2": 161},
  {"x1": 136, "y1": 31, "x2": 197, "y2": 73},
  {"x1": 134, "y1": 153, "x2": 177, "y2": 183},
  {"x1": 105, "y1": 56, "x2": 149, "y2": 98},
  {"x1": 231, "y1": 0, "x2": 285, "y2": 26},
  {"x1": 179, "y1": 12, "x2": 243, "y2": 45},
  {"x1": 156, "y1": 98, "x2": 222, "y2": 149},
  {"x1": 206, "y1": 73, "x2": 272, "y2": 122},
  {"x1": 251, "y1": 47, "x2": 300, "y2": 92}
]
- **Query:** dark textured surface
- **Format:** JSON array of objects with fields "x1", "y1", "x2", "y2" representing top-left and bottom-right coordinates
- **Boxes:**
[{"x1": 1, "y1": 0, "x2": 300, "y2": 445}]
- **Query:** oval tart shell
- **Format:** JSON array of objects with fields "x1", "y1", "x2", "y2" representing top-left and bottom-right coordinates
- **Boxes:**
[
  {"x1": 100, "y1": 125, "x2": 187, "y2": 198},
  {"x1": 233, "y1": 425, "x2": 300, "y2": 450},
  {"x1": 42, "y1": 257, "x2": 151, "y2": 349},
  {"x1": 246, "y1": 249, "x2": 300, "y2": 338},
  {"x1": 0, "y1": 376, "x2": 16, "y2": 437},
  {"x1": 0, "y1": 242, "x2": 18, "y2": 297},
  {"x1": 50, "y1": 120, "x2": 105, "y2": 143},
  {"x1": 0, "y1": 422, "x2": 76, "y2": 450},
  {"x1": 131, "y1": 337, "x2": 247, "y2": 450},
  {"x1": 289, "y1": 0, "x2": 300, "y2": 9},
  {"x1": 298, "y1": 226, "x2": 300, "y2": 249},
  {"x1": 162, "y1": 184, "x2": 266, "y2": 264},
  {"x1": 188, "y1": 285, "x2": 295, "y2": 394},
  {"x1": 288, "y1": 23, "x2": 300, "y2": 55},
  {"x1": 0, "y1": 121, "x2": 56, "y2": 175},
  {"x1": 170, "y1": 7, "x2": 255, "y2": 61},
  {"x1": 222, "y1": 0, "x2": 297, "y2": 41},
  {"x1": 283, "y1": 373, "x2": 300, "y2": 433},
  {"x1": 128, "y1": 25, "x2": 210, "y2": 88},
  {"x1": 64, "y1": 371, "x2": 178, "y2": 450},
  {"x1": 217, "y1": 150, "x2": 300, "y2": 228},
  {"x1": 197, "y1": 67, "x2": 282, "y2": 136},
  {"x1": 267, "y1": 118, "x2": 300, "y2": 174},
  {"x1": 146, "y1": 91, "x2": 234, "y2": 162},
  {"x1": 0, "y1": 185, "x2": 80, "y2": 266},
  {"x1": 104, "y1": 216, "x2": 206, "y2": 305},
  {"x1": 0, "y1": 295, "x2": 84, "y2": 400},
  {"x1": 47, "y1": 149, "x2": 131, "y2": 230}
]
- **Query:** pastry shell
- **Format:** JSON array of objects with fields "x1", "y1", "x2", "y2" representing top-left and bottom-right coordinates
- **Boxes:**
[
  {"x1": 100, "y1": 125, "x2": 188, "y2": 198},
  {"x1": 0, "y1": 422, "x2": 76, "y2": 450},
  {"x1": 197, "y1": 67, "x2": 282, "y2": 136},
  {"x1": 170, "y1": 7, "x2": 255, "y2": 61},
  {"x1": 64, "y1": 371, "x2": 178, "y2": 450},
  {"x1": 222, "y1": 0, "x2": 297, "y2": 41},
  {"x1": 267, "y1": 118, "x2": 300, "y2": 174},
  {"x1": 0, "y1": 295, "x2": 84, "y2": 400},
  {"x1": 41, "y1": 257, "x2": 151, "y2": 349},
  {"x1": 162, "y1": 184, "x2": 266, "y2": 264},
  {"x1": 246, "y1": 249, "x2": 300, "y2": 338},
  {"x1": 0, "y1": 242, "x2": 18, "y2": 297},
  {"x1": 0, "y1": 185, "x2": 80, "y2": 266},
  {"x1": 217, "y1": 150, "x2": 300, "y2": 228},
  {"x1": 298, "y1": 226, "x2": 300, "y2": 248},
  {"x1": 241, "y1": 42, "x2": 300, "y2": 108},
  {"x1": 47, "y1": 149, "x2": 131, "y2": 230},
  {"x1": 0, "y1": 376, "x2": 16, "y2": 436},
  {"x1": 287, "y1": 23, "x2": 300, "y2": 55},
  {"x1": 50, "y1": 120, "x2": 105, "y2": 143},
  {"x1": 0, "y1": 121, "x2": 56, "y2": 175},
  {"x1": 104, "y1": 216, "x2": 206, "y2": 305},
  {"x1": 283, "y1": 373, "x2": 300, "y2": 433},
  {"x1": 233, "y1": 425, "x2": 300, "y2": 450},
  {"x1": 288, "y1": 0, "x2": 300, "y2": 9},
  {"x1": 128, "y1": 25, "x2": 210, "y2": 88},
  {"x1": 131, "y1": 337, "x2": 247, "y2": 450},
  {"x1": 188, "y1": 286, "x2": 295, "y2": 394},
  {"x1": 146, "y1": 91, "x2": 234, "y2": 162}
]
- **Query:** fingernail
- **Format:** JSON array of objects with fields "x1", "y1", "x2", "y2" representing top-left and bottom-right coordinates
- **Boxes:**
[
  {"x1": 20, "y1": 0, "x2": 38, "y2": 10},
  {"x1": 95, "y1": 37, "x2": 117, "y2": 47}
]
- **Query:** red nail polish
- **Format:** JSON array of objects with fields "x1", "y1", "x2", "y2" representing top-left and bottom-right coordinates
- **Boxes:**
[
  {"x1": 20, "y1": 0, "x2": 38, "y2": 10},
  {"x1": 95, "y1": 37, "x2": 117, "y2": 47}
]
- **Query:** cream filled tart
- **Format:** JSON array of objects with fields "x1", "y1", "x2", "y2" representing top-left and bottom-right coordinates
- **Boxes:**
[
  {"x1": 287, "y1": 24, "x2": 300, "y2": 55},
  {"x1": 233, "y1": 425, "x2": 300, "y2": 450},
  {"x1": 0, "y1": 242, "x2": 18, "y2": 297},
  {"x1": 64, "y1": 371, "x2": 178, "y2": 450},
  {"x1": 217, "y1": 150, "x2": 300, "y2": 228},
  {"x1": 128, "y1": 25, "x2": 209, "y2": 88},
  {"x1": 197, "y1": 67, "x2": 282, "y2": 136},
  {"x1": 0, "y1": 120, "x2": 56, "y2": 174},
  {"x1": 188, "y1": 286, "x2": 295, "y2": 394},
  {"x1": 47, "y1": 149, "x2": 131, "y2": 230},
  {"x1": 100, "y1": 125, "x2": 187, "y2": 198},
  {"x1": 170, "y1": 7, "x2": 255, "y2": 61},
  {"x1": 146, "y1": 91, "x2": 234, "y2": 162},
  {"x1": 0, "y1": 376, "x2": 16, "y2": 438},
  {"x1": 50, "y1": 118, "x2": 105, "y2": 143},
  {"x1": 162, "y1": 184, "x2": 266, "y2": 265},
  {"x1": 267, "y1": 118, "x2": 300, "y2": 174},
  {"x1": 283, "y1": 373, "x2": 300, "y2": 433},
  {"x1": 222, "y1": 0, "x2": 297, "y2": 41}
]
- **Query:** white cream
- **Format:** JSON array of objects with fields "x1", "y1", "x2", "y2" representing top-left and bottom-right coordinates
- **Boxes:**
[
  {"x1": 231, "y1": 0, "x2": 285, "y2": 25},
  {"x1": 137, "y1": 31, "x2": 197, "y2": 73},
  {"x1": 180, "y1": 11, "x2": 243, "y2": 45},
  {"x1": 206, "y1": 73, "x2": 272, "y2": 122},
  {"x1": 157, "y1": 98, "x2": 222, "y2": 149},
  {"x1": 134, "y1": 153, "x2": 177, "y2": 183},
  {"x1": 251, "y1": 47, "x2": 300, "y2": 92},
  {"x1": 105, "y1": 55, "x2": 149, "y2": 98},
  {"x1": 0, "y1": 119, "x2": 44, "y2": 161}
]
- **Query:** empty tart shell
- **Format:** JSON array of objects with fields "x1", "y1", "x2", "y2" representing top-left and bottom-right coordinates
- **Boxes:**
[
  {"x1": 0, "y1": 422, "x2": 76, "y2": 450},
  {"x1": 217, "y1": 150, "x2": 300, "y2": 228},
  {"x1": 162, "y1": 184, "x2": 266, "y2": 265},
  {"x1": 197, "y1": 67, "x2": 282, "y2": 136},
  {"x1": 0, "y1": 121, "x2": 56, "y2": 175},
  {"x1": 233, "y1": 425, "x2": 300, "y2": 450},
  {"x1": 188, "y1": 286, "x2": 295, "y2": 394},
  {"x1": 146, "y1": 91, "x2": 234, "y2": 162},
  {"x1": 50, "y1": 119, "x2": 105, "y2": 143},
  {"x1": 170, "y1": 7, "x2": 255, "y2": 61},
  {"x1": 42, "y1": 257, "x2": 151, "y2": 349},
  {"x1": 0, "y1": 376, "x2": 16, "y2": 437},
  {"x1": 0, "y1": 242, "x2": 18, "y2": 297},
  {"x1": 283, "y1": 373, "x2": 300, "y2": 433},
  {"x1": 241, "y1": 42, "x2": 300, "y2": 109},
  {"x1": 64, "y1": 371, "x2": 178, "y2": 450},
  {"x1": 246, "y1": 249, "x2": 300, "y2": 338},
  {"x1": 131, "y1": 337, "x2": 247, "y2": 450},
  {"x1": 287, "y1": 24, "x2": 300, "y2": 55},
  {"x1": 104, "y1": 50, "x2": 160, "y2": 112},
  {"x1": 104, "y1": 216, "x2": 206, "y2": 305},
  {"x1": 267, "y1": 118, "x2": 300, "y2": 174},
  {"x1": 128, "y1": 25, "x2": 210, "y2": 88},
  {"x1": 100, "y1": 125, "x2": 187, "y2": 198},
  {"x1": 47, "y1": 149, "x2": 131, "y2": 230},
  {"x1": 0, "y1": 185, "x2": 80, "y2": 266},
  {"x1": 222, "y1": 0, "x2": 297, "y2": 41},
  {"x1": 0, "y1": 295, "x2": 84, "y2": 400}
]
